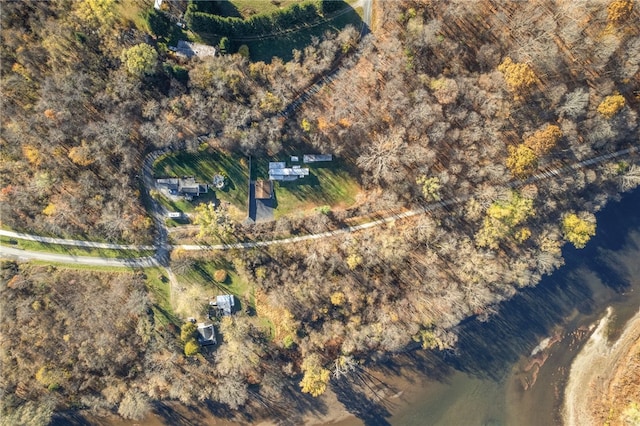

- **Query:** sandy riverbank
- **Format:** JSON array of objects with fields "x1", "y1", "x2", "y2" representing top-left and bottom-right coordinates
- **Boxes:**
[{"x1": 563, "y1": 306, "x2": 640, "y2": 426}]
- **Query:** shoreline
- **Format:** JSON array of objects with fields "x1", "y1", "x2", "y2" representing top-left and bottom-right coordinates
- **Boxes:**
[{"x1": 563, "y1": 306, "x2": 640, "y2": 426}]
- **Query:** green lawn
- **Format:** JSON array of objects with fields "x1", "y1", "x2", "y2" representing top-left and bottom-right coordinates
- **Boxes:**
[
  {"x1": 144, "y1": 268, "x2": 179, "y2": 328},
  {"x1": 245, "y1": 7, "x2": 362, "y2": 62},
  {"x1": 174, "y1": 259, "x2": 253, "y2": 311},
  {"x1": 117, "y1": 0, "x2": 150, "y2": 31},
  {"x1": 229, "y1": 0, "x2": 306, "y2": 18},
  {"x1": 153, "y1": 148, "x2": 250, "y2": 218},
  {"x1": 0, "y1": 236, "x2": 155, "y2": 258},
  {"x1": 194, "y1": 3, "x2": 362, "y2": 63},
  {"x1": 253, "y1": 156, "x2": 360, "y2": 218}
]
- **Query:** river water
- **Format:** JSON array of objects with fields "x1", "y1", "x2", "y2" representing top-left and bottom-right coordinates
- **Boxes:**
[
  {"x1": 386, "y1": 188, "x2": 640, "y2": 426},
  {"x1": 77, "y1": 189, "x2": 640, "y2": 426}
]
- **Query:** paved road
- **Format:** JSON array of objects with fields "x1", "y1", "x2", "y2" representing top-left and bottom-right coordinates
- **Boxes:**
[
  {"x1": 2, "y1": 145, "x2": 638, "y2": 263},
  {"x1": 355, "y1": 0, "x2": 373, "y2": 27},
  {"x1": 175, "y1": 145, "x2": 640, "y2": 251},
  {"x1": 0, "y1": 229, "x2": 155, "y2": 250},
  {"x1": 0, "y1": 245, "x2": 159, "y2": 268}
]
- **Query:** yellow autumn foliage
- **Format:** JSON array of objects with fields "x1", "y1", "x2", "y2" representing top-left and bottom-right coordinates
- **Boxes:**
[
  {"x1": 597, "y1": 94, "x2": 625, "y2": 119},
  {"x1": 506, "y1": 144, "x2": 538, "y2": 177},
  {"x1": 524, "y1": 124, "x2": 563, "y2": 156},
  {"x1": 300, "y1": 353, "x2": 330, "y2": 397},
  {"x1": 23, "y1": 145, "x2": 41, "y2": 166},
  {"x1": 562, "y1": 213, "x2": 596, "y2": 249},
  {"x1": 42, "y1": 203, "x2": 56, "y2": 216},
  {"x1": 498, "y1": 57, "x2": 537, "y2": 93},
  {"x1": 607, "y1": 0, "x2": 634, "y2": 23}
]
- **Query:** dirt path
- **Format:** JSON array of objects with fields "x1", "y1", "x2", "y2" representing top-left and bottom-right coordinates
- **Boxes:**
[{"x1": 563, "y1": 307, "x2": 640, "y2": 426}]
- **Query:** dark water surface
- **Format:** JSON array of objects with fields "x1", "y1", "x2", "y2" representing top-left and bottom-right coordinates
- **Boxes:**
[{"x1": 388, "y1": 188, "x2": 640, "y2": 426}]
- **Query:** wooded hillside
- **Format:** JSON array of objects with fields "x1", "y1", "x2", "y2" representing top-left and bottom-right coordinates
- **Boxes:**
[{"x1": 1, "y1": 0, "x2": 639, "y2": 424}]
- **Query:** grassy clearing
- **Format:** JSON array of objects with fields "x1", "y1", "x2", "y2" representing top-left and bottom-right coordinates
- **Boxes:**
[
  {"x1": 153, "y1": 148, "x2": 250, "y2": 217},
  {"x1": 228, "y1": 0, "x2": 306, "y2": 18},
  {"x1": 0, "y1": 236, "x2": 154, "y2": 258},
  {"x1": 172, "y1": 258, "x2": 253, "y2": 318},
  {"x1": 242, "y1": 7, "x2": 361, "y2": 62},
  {"x1": 194, "y1": 2, "x2": 362, "y2": 63},
  {"x1": 144, "y1": 267, "x2": 179, "y2": 328},
  {"x1": 117, "y1": 0, "x2": 150, "y2": 31},
  {"x1": 24, "y1": 261, "x2": 135, "y2": 272},
  {"x1": 253, "y1": 156, "x2": 360, "y2": 218}
]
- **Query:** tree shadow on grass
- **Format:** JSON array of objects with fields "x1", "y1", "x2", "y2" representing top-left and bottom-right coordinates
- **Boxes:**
[
  {"x1": 194, "y1": 262, "x2": 214, "y2": 282},
  {"x1": 199, "y1": 0, "x2": 242, "y2": 18}
]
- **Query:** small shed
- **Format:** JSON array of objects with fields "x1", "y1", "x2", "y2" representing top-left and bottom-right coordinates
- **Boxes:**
[
  {"x1": 197, "y1": 323, "x2": 217, "y2": 346},
  {"x1": 255, "y1": 180, "x2": 272, "y2": 199},
  {"x1": 303, "y1": 154, "x2": 333, "y2": 163}
]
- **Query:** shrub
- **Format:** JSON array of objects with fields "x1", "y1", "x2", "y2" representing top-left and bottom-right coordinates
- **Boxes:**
[
  {"x1": 214, "y1": 269, "x2": 228, "y2": 282},
  {"x1": 238, "y1": 44, "x2": 250, "y2": 58},
  {"x1": 184, "y1": 339, "x2": 200, "y2": 356},
  {"x1": 180, "y1": 322, "x2": 197, "y2": 342}
]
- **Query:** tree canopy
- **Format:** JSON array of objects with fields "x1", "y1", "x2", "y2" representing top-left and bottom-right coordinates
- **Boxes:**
[
  {"x1": 120, "y1": 44, "x2": 158, "y2": 78},
  {"x1": 562, "y1": 212, "x2": 597, "y2": 249}
]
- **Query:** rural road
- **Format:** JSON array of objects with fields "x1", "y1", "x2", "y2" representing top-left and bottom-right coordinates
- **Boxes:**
[
  {"x1": 0, "y1": 229, "x2": 155, "y2": 251},
  {"x1": 2, "y1": 145, "x2": 637, "y2": 266},
  {"x1": 0, "y1": 245, "x2": 159, "y2": 268},
  {"x1": 358, "y1": 0, "x2": 373, "y2": 27}
]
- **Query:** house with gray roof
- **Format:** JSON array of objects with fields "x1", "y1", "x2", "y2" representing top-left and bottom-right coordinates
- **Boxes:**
[
  {"x1": 210, "y1": 294, "x2": 235, "y2": 316},
  {"x1": 197, "y1": 323, "x2": 217, "y2": 346},
  {"x1": 156, "y1": 177, "x2": 208, "y2": 201},
  {"x1": 170, "y1": 40, "x2": 217, "y2": 59}
]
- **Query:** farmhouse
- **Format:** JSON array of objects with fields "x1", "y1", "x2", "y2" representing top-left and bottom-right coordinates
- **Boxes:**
[
  {"x1": 268, "y1": 162, "x2": 309, "y2": 181},
  {"x1": 156, "y1": 177, "x2": 208, "y2": 200},
  {"x1": 210, "y1": 294, "x2": 235, "y2": 316}
]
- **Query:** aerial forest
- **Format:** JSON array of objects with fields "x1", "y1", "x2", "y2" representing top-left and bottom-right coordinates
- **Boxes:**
[{"x1": 1, "y1": 0, "x2": 639, "y2": 424}]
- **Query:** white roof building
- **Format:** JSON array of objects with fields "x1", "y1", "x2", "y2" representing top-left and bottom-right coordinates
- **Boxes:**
[
  {"x1": 268, "y1": 162, "x2": 309, "y2": 181},
  {"x1": 197, "y1": 323, "x2": 217, "y2": 345},
  {"x1": 211, "y1": 294, "x2": 235, "y2": 316},
  {"x1": 303, "y1": 154, "x2": 332, "y2": 163}
]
